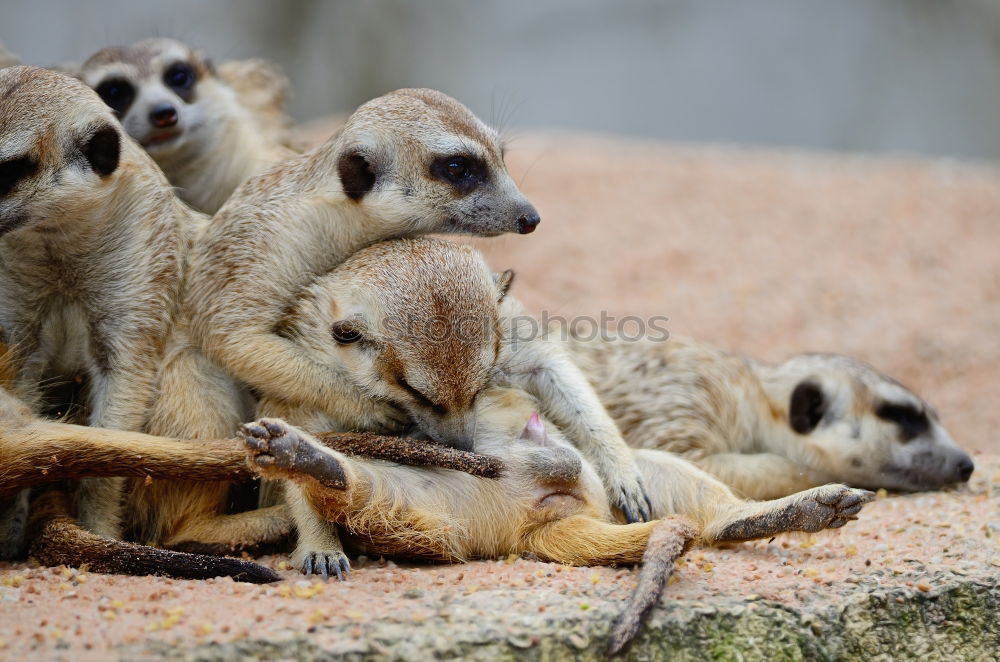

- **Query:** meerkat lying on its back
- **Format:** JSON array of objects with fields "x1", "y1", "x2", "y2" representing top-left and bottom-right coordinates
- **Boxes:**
[
  {"x1": 246, "y1": 237, "x2": 870, "y2": 578},
  {"x1": 569, "y1": 335, "x2": 973, "y2": 499},
  {"x1": 78, "y1": 38, "x2": 294, "y2": 214}
]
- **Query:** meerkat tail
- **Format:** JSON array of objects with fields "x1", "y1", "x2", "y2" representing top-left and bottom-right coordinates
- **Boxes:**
[
  {"x1": 27, "y1": 490, "x2": 280, "y2": 583},
  {"x1": 606, "y1": 517, "x2": 698, "y2": 657},
  {"x1": 0, "y1": 424, "x2": 253, "y2": 499},
  {"x1": 314, "y1": 431, "x2": 506, "y2": 478}
]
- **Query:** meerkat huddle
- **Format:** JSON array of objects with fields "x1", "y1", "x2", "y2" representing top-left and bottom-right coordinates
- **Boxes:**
[{"x1": 0, "y1": 37, "x2": 973, "y2": 647}]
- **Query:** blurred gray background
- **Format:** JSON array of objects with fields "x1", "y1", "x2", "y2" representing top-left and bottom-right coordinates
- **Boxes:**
[{"x1": 4, "y1": 0, "x2": 1000, "y2": 160}]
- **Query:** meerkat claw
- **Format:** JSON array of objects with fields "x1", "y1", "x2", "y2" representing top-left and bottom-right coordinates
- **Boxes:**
[{"x1": 300, "y1": 551, "x2": 351, "y2": 581}]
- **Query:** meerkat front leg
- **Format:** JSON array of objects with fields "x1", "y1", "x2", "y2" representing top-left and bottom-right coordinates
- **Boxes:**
[
  {"x1": 695, "y1": 453, "x2": 833, "y2": 500},
  {"x1": 502, "y1": 339, "x2": 651, "y2": 522},
  {"x1": 79, "y1": 353, "x2": 160, "y2": 539}
]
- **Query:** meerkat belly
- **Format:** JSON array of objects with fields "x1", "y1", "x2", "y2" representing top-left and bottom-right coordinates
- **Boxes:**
[{"x1": 34, "y1": 302, "x2": 94, "y2": 421}]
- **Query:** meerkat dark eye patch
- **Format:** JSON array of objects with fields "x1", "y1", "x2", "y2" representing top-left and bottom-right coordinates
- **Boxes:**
[
  {"x1": 94, "y1": 78, "x2": 136, "y2": 117},
  {"x1": 337, "y1": 150, "x2": 377, "y2": 201},
  {"x1": 789, "y1": 380, "x2": 826, "y2": 434},
  {"x1": 164, "y1": 62, "x2": 197, "y2": 101},
  {"x1": 0, "y1": 155, "x2": 37, "y2": 197},
  {"x1": 82, "y1": 126, "x2": 121, "y2": 177},
  {"x1": 330, "y1": 320, "x2": 363, "y2": 344},
  {"x1": 430, "y1": 155, "x2": 488, "y2": 194},
  {"x1": 875, "y1": 402, "x2": 929, "y2": 441}
]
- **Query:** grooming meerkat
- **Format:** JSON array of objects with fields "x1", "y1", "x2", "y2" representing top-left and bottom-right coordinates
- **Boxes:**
[
  {"x1": 243, "y1": 237, "x2": 871, "y2": 578},
  {"x1": 568, "y1": 334, "x2": 974, "y2": 499},
  {"x1": 186, "y1": 94, "x2": 653, "y2": 527},
  {"x1": 78, "y1": 38, "x2": 294, "y2": 214}
]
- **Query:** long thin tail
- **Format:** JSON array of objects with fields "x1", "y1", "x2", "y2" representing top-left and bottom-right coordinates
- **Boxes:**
[
  {"x1": 606, "y1": 516, "x2": 697, "y2": 656},
  {"x1": 27, "y1": 490, "x2": 280, "y2": 583}
]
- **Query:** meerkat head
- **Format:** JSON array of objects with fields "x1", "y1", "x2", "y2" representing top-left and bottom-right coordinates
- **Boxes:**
[
  {"x1": 0, "y1": 66, "x2": 125, "y2": 237},
  {"x1": 79, "y1": 38, "x2": 221, "y2": 160},
  {"x1": 282, "y1": 237, "x2": 516, "y2": 448},
  {"x1": 764, "y1": 353, "x2": 973, "y2": 492},
  {"x1": 331, "y1": 88, "x2": 540, "y2": 236}
]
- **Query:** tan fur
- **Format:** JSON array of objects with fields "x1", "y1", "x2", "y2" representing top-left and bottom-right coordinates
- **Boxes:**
[
  {"x1": 242, "y1": 238, "x2": 871, "y2": 578},
  {"x1": 0, "y1": 65, "x2": 196, "y2": 544},
  {"x1": 569, "y1": 335, "x2": 973, "y2": 498},
  {"x1": 187, "y1": 87, "x2": 538, "y2": 428},
  {"x1": 78, "y1": 38, "x2": 295, "y2": 214},
  {"x1": 0, "y1": 67, "x2": 290, "y2": 574}
]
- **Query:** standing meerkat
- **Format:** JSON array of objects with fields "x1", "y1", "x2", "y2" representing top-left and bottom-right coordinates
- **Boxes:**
[
  {"x1": 0, "y1": 65, "x2": 195, "y2": 544},
  {"x1": 246, "y1": 237, "x2": 870, "y2": 577},
  {"x1": 78, "y1": 38, "x2": 294, "y2": 214},
  {"x1": 0, "y1": 67, "x2": 291, "y2": 580},
  {"x1": 568, "y1": 334, "x2": 974, "y2": 499}
]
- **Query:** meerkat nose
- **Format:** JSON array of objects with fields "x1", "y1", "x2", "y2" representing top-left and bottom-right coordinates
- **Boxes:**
[
  {"x1": 516, "y1": 210, "x2": 541, "y2": 234},
  {"x1": 956, "y1": 457, "x2": 974, "y2": 482},
  {"x1": 149, "y1": 103, "x2": 178, "y2": 129}
]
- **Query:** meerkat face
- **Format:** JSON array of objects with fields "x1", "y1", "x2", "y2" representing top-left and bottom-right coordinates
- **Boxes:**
[
  {"x1": 286, "y1": 238, "x2": 515, "y2": 448},
  {"x1": 333, "y1": 88, "x2": 540, "y2": 237},
  {"x1": 779, "y1": 354, "x2": 973, "y2": 492},
  {"x1": 79, "y1": 38, "x2": 217, "y2": 159},
  {"x1": 0, "y1": 66, "x2": 123, "y2": 237}
]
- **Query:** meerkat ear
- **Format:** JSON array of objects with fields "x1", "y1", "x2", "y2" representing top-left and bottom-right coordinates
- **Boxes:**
[
  {"x1": 337, "y1": 149, "x2": 377, "y2": 201},
  {"x1": 494, "y1": 269, "x2": 515, "y2": 300},
  {"x1": 789, "y1": 380, "x2": 826, "y2": 435},
  {"x1": 82, "y1": 125, "x2": 120, "y2": 177}
]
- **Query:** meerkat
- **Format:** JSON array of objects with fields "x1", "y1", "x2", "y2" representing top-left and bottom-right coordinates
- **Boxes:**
[
  {"x1": 78, "y1": 38, "x2": 295, "y2": 214},
  {"x1": 0, "y1": 67, "x2": 301, "y2": 581},
  {"x1": 568, "y1": 334, "x2": 974, "y2": 499},
  {"x1": 245, "y1": 237, "x2": 649, "y2": 576},
  {"x1": 0, "y1": 65, "x2": 199, "y2": 546},
  {"x1": 241, "y1": 237, "x2": 870, "y2": 579}
]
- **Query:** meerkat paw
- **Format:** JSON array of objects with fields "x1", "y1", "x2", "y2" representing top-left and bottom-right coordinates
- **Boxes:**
[
  {"x1": 712, "y1": 484, "x2": 874, "y2": 542},
  {"x1": 794, "y1": 484, "x2": 875, "y2": 531},
  {"x1": 607, "y1": 471, "x2": 653, "y2": 524},
  {"x1": 240, "y1": 418, "x2": 348, "y2": 489},
  {"x1": 293, "y1": 548, "x2": 351, "y2": 581}
]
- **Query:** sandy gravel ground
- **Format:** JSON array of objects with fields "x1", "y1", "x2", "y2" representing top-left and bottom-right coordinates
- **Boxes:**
[
  {"x1": 1, "y1": 459, "x2": 996, "y2": 659},
  {"x1": 2, "y1": 133, "x2": 998, "y2": 657}
]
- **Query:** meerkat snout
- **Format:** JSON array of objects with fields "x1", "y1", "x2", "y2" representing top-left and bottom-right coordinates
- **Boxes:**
[
  {"x1": 516, "y1": 209, "x2": 541, "y2": 234},
  {"x1": 80, "y1": 39, "x2": 209, "y2": 153},
  {"x1": 149, "y1": 103, "x2": 178, "y2": 129}
]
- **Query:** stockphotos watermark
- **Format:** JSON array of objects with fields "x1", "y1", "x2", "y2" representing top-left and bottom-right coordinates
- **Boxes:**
[{"x1": 376, "y1": 310, "x2": 671, "y2": 346}]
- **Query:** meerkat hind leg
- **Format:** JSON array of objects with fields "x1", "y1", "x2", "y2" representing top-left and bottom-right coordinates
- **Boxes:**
[
  {"x1": 241, "y1": 419, "x2": 353, "y2": 579},
  {"x1": 705, "y1": 483, "x2": 874, "y2": 544},
  {"x1": 634, "y1": 449, "x2": 873, "y2": 544}
]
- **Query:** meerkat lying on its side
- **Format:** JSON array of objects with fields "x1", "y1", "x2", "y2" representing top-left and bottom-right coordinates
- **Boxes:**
[
  {"x1": 569, "y1": 335, "x2": 974, "y2": 499},
  {"x1": 245, "y1": 237, "x2": 870, "y2": 578},
  {"x1": 78, "y1": 38, "x2": 294, "y2": 214}
]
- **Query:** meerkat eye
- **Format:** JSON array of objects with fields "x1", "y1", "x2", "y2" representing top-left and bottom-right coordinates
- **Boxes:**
[
  {"x1": 431, "y1": 155, "x2": 488, "y2": 193},
  {"x1": 0, "y1": 155, "x2": 38, "y2": 197},
  {"x1": 875, "y1": 402, "x2": 929, "y2": 441},
  {"x1": 164, "y1": 63, "x2": 196, "y2": 92},
  {"x1": 331, "y1": 320, "x2": 363, "y2": 345},
  {"x1": 95, "y1": 78, "x2": 136, "y2": 116}
]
